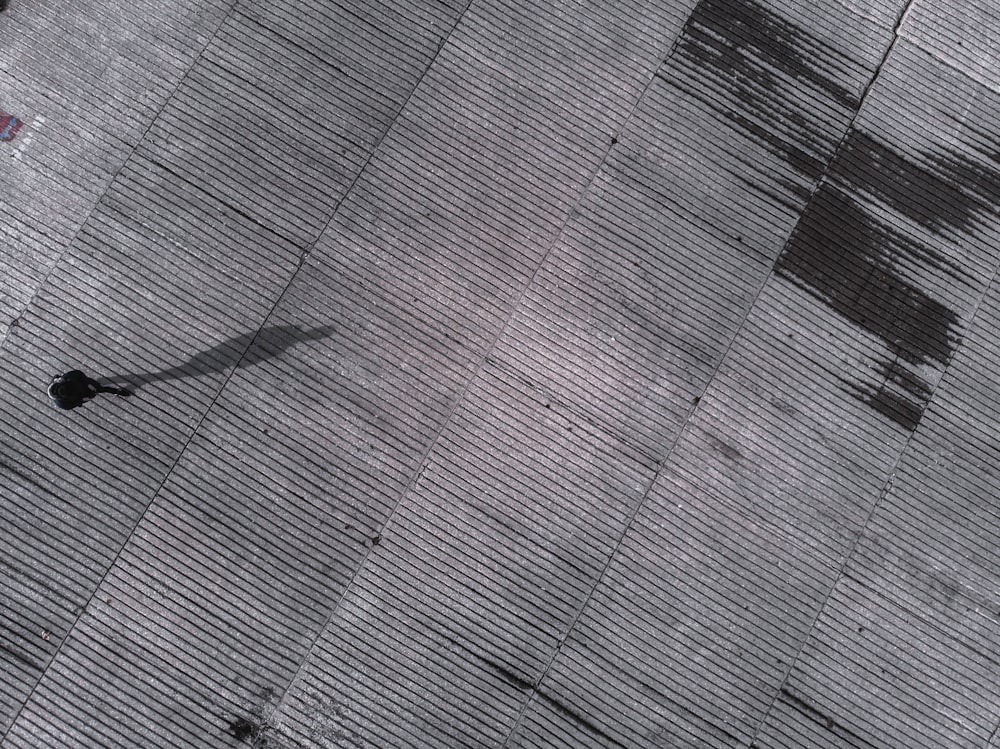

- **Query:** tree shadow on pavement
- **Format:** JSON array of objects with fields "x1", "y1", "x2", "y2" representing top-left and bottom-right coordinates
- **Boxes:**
[{"x1": 109, "y1": 323, "x2": 335, "y2": 392}]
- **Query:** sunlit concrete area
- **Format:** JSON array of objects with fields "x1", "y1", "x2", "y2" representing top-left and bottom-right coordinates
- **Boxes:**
[{"x1": 2, "y1": 1, "x2": 1000, "y2": 747}]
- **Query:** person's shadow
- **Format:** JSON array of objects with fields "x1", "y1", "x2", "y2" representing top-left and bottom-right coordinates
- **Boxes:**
[{"x1": 108, "y1": 324, "x2": 335, "y2": 392}]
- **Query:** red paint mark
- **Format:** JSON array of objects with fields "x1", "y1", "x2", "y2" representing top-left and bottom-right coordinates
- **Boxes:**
[{"x1": 0, "y1": 112, "x2": 23, "y2": 142}]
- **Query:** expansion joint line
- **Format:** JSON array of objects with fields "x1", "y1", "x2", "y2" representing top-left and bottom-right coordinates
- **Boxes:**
[
  {"x1": 255, "y1": 0, "x2": 478, "y2": 738},
  {"x1": 746, "y1": 0, "x2": 938, "y2": 742},
  {"x1": 266, "y1": 5, "x2": 695, "y2": 746},
  {"x1": 990, "y1": 706, "x2": 1000, "y2": 748},
  {"x1": 939, "y1": 265, "x2": 1000, "y2": 748},
  {"x1": 502, "y1": 1, "x2": 914, "y2": 740},
  {"x1": 0, "y1": 1, "x2": 240, "y2": 362},
  {"x1": 0, "y1": 1, "x2": 245, "y2": 743},
  {"x1": 488, "y1": 16, "x2": 706, "y2": 749}
]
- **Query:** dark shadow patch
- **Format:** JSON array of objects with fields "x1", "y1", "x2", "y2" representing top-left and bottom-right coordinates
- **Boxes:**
[
  {"x1": 109, "y1": 324, "x2": 335, "y2": 392},
  {"x1": 667, "y1": 0, "x2": 859, "y2": 180}
]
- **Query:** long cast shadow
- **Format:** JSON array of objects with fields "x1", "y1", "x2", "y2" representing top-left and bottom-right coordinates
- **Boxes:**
[{"x1": 110, "y1": 324, "x2": 335, "y2": 391}]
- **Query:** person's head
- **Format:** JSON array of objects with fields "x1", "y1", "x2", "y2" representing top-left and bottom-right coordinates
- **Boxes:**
[{"x1": 47, "y1": 380, "x2": 70, "y2": 400}]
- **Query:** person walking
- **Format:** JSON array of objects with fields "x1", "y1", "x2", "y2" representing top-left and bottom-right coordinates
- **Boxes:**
[{"x1": 47, "y1": 370, "x2": 131, "y2": 410}]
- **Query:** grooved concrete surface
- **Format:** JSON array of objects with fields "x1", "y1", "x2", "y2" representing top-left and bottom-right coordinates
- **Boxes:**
[{"x1": 2, "y1": 0, "x2": 1000, "y2": 747}]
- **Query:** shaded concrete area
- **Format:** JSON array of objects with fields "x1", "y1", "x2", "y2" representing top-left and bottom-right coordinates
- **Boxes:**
[
  {"x1": 107, "y1": 325, "x2": 337, "y2": 391},
  {"x1": 2, "y1": 0, "x2": 1000, "y2": 747}
]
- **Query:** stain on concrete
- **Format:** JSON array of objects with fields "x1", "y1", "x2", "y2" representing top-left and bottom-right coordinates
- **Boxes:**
[
  {"x1": 681, "y1": 0, "x2": 858, "y2": 108},
  {"x1": 778, "y1": 686, "x2": 880, "y2": 747},
  {"x1": 0, "y1": 640, "x2": 41, "y2": 672},
  {"x1": 487, "y1": 660, "x2": 535, "y2": 692},
  {"x1": 776, "y1": 179, "x2": 958, "y2": 430},
  {"x1": 669, "y1": 0, "x2": 859, "y2": 181},
  {"x1": 777, "y1": 184, "x2": 960, "y2": 366},
  {"x1": 227, "y1": 716, "x2": 257, "y2": 742},
  {"x1": 664, "y1": 1, "x2": 996, "y2": 434},
  {"x1": 842, "y1": 371, "x2": 930, "y2": 433},
  {"x1": 772, "y1": 124, "x2": 996, "y2": 431},
  {"x1": 779, "y1": 686, "x2": 837, "y2": 730},
  {"x1": 536, "y1": 689, "x2": 629, "y2": 749},
  {"x1": 707, "y1": 433, "x2": 744, "y2": 462},
  {"x1": 836, "y1": 130, "x2": 997, "y2": 236},
  {"x1": 483, "y1": 656, "x2": 625, "y2": 746},
  {"x1": 771, "y1": 397, "x2": 798, "y2": 417}
]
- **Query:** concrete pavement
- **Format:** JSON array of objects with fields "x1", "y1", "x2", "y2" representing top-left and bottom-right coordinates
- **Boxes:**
[{"x1": 2, "y1": 0, "x2": 1000, "y2": 747}]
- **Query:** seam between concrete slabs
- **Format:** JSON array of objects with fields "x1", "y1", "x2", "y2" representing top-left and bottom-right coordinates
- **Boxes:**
[{"x1": 0, "y1": 1, "x2": 244, "y2": 741}]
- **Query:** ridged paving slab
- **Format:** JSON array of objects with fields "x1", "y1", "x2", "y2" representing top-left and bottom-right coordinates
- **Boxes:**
[{"x1": 3, "y1": 0, "x2": 1000, "y2": 747}]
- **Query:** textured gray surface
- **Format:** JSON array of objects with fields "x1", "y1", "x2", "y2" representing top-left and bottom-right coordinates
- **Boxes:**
[{"x1": 3, "y1": 0, "x2": 1000, "y2": 747}]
